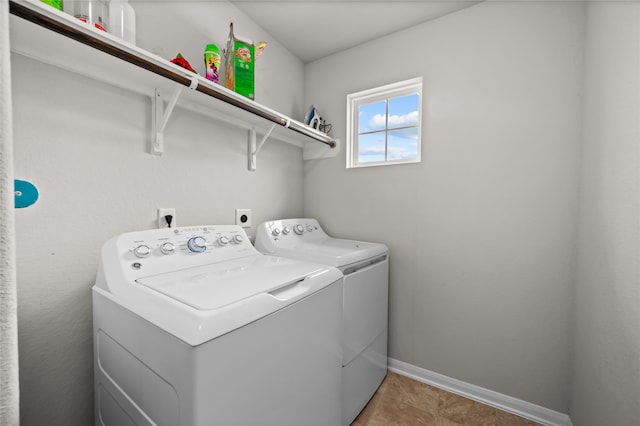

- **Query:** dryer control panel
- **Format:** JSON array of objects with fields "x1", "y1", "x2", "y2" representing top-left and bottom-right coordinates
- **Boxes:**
[
  {"x1": 254, "y1": 218, "x2": 388, "y2": 268},
  {"x1": 255, "y1": 218, "x2": 328, "y2": 249}
]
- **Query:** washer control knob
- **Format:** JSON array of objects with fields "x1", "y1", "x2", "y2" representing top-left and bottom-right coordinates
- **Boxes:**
[
  {"x1": 218, "y1": 236, "x2": 230, "y2": 246},
  {"x1": 187, "y1": 236, "x2": 207, "y2": 253},
  {"x1": 306, "y1": 224, "x2": 313, "y2": 232},
  {"x1": 294, "y1": 224, "x2": 304, "y2": 235},
  {"x1": 282, "y1": 226, "x2": 290, "y2": 235},
  {"x1": 272, "y1": 228, "x2": 281, "y2": 237},
  {"x1": 232, "y1": 235, "x2": 244, "y2": 244},
  {"x1": 160, "y1": 242, "x2": 175, "y2": 255},
  {"x1": 133, "y1": 244, "x2": 151, "y2": 258}
]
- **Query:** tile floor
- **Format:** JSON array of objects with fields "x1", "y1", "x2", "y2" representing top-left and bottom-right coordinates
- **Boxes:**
[{"x1": 351, "y1": 372, "x2": 543, "y2": 426}]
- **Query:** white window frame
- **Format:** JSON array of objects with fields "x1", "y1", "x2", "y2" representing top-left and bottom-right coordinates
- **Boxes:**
[{"x1": 346, "y1": 77, "x2": 423, "y2": 169}]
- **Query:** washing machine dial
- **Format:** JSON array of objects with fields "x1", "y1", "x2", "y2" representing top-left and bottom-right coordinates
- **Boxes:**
[
  {"x1": 293, "y1": 224, "x2": 304, "y2": 235},
  {"x1": 160, "y1": 242, "x2": 175, "y2": 255},
  {"x1": 232, "y1": 235, "x2": 244, "y2": 244},
  {"x1": 187, "y1": 236, "x2": 207, "y2": 253},
  {"x1": 282, "y1": 226, "x2": 290, "y2": 235},
  {"x1": 133, "y1": 244, "x2": 151, "y2": 258},
  {"x1": 218, "y1": 236, "x2": 230, "y2": 246},
  {"x1": 305, "y1": 224, "x2": 314, "y2": 232},
  {"x1": 272, "y1": 228, "x2": 281, "y2": 237}
]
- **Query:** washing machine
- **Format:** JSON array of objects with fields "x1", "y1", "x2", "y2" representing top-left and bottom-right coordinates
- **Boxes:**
[
  {"x1": 255, "y1": 218, "x2": 389, "y2": 425},
  {"x1": 93, "y1": 224, "x2": 343, "y2": 426}
]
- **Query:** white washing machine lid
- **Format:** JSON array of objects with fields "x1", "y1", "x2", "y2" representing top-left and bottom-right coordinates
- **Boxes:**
[
  {"x1": 96, "y1": 256, "x2": 342, "y2": 346},
  {"x1": 136, "y1": 255, "x2": 326, "y2": 310},
  {"x1": 94, "y1": 224, "x2": 344, "y2": 346}
]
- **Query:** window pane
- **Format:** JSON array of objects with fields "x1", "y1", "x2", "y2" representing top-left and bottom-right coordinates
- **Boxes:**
[
  {"x1": 347, "y1": 77, "x2": 422, "y2": 168},
  {"x1": 358, "y1": 100, "x2": 386, "y2": 133},
  {"x1": 388, "y1": 94, "x2": 419, "y2": 130},
  {"x1": 387, "y1": 128, "x2": 419, "y2": 161},
  {"x1": 358, "y1": 132, "x2": 386, "y2": 163}
]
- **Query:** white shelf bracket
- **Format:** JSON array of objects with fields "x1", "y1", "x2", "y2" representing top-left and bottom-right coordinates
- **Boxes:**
[
  {"x1": 151, "y1": 85, "x2": 183, "y2": 155},
  {"x1": 248, "y1": 124, "x2": 276, "y2": 171}
]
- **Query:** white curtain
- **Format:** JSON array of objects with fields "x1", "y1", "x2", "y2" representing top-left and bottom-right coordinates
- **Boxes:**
[{"x1": 0, "y1": 0, "x2": 19, "y2": 424}]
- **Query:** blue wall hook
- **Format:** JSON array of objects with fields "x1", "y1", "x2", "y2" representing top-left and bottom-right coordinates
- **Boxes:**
[{"x1": 14, "y1": 179, "x2": 39, "y2": 208}]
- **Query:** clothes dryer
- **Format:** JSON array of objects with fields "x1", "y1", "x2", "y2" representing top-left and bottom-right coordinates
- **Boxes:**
[
  {"x1": 93, "y1": 225, "x2": 343, "y2": 426},
  {"x1": 255, "y1": 218, "x2": 389, "y2": 425}
]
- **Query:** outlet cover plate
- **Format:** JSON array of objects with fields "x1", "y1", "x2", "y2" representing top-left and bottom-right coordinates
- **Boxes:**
[
  {"x1": 158, "y1": 208, "x2": 176, "y2": 229},
  {"x1": 235, "y1": 209, "x2": 252, "y2": 228}
]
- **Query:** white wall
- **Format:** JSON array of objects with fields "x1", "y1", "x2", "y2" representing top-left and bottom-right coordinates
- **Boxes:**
[
  {"x1": 12, "y1": 1, "x2": 640, "y2": 424},
  {"x1": 571, "y1": 2, "x2": 640, "y2": 424},
  {"x1": 304, "y1": 1, "x2": 584, "y2": 413},
  {"x1": 11, "y1": 2, "x2": 306, "y2": 425}
]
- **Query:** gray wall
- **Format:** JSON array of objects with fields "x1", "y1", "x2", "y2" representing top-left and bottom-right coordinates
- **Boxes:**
[
  {"x1": 11, "y1": 2, "x2": 306, "y2": 425},
  {"x1": 304, "y1": 1, "x2": 584, "y2": 413},
  {"x1": 11, "y1": 0, "x2": 640, "y2": 424},
  {"x1": 571, "y1": 2, "x2": 640, "y2": 424}
]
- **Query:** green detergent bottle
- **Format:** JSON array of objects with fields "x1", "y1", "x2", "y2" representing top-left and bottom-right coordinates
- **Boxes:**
[{"x1": 40, "y1": 0, "x2": 63, "y2": 11}]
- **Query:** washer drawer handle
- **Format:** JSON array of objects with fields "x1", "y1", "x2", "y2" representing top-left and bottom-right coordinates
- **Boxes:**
[
  {"x1": 343, "y1": 254, "x2": 387, "y2": 275},
  {"x1": 268, "y1": 278, "x2": 307, "y2": 301}
]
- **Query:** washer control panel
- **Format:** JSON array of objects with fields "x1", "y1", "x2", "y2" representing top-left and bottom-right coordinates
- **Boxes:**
[{"x1": 111, "y1": 225, "x2": 256, "y2": 280}]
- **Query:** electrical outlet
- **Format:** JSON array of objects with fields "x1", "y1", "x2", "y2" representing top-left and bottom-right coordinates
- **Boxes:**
[
  {"x1": 235, "y1": 209, "x2": 252, "y2": 228},
  {"x1": 158, "y1": 208, "x2": 176, "y2": 229}
]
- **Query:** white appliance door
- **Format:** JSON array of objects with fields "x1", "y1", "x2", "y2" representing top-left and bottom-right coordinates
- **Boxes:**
[
  {"x1": 93, "y1": 279, "x2": 344, "y2": 426},
  {"x1": 343, "y1": 257, "x2": 389, "y2": 366},
  {"x1": 192, "y1": 279, "x2": 344, "y2": 426}
]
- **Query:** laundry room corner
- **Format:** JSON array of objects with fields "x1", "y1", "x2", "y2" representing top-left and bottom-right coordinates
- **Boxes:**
[{"x1": 303, "y1": 0, "x2": 583, "y2": 416}]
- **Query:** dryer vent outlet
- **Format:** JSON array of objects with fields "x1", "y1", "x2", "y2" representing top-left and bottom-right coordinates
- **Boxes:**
[{"x1": 235, "y1": 209, "x2": 252, "y2": 228}]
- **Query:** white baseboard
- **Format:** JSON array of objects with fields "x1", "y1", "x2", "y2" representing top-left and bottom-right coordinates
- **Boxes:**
[{"x1": 388, "y1": 358, "x2": 573, "y2": 426}]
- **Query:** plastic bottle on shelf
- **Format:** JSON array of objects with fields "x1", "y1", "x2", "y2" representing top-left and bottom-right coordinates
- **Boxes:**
[
  {"x1": 40, "y1": 0, "x2": 63, "y2": 11},
  {"x1": 204, "y1": 44, "x2": 221, "y2": 83},
  {"x1": 64, "y1": 0, "x2": 109, "y2": 32},
  {"x1": 108, "y1": 0, "x2": 136, "y2": 44}
]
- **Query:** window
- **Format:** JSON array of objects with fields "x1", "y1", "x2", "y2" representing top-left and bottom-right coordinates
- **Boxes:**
[{"x1": 346, "y1": 77, "x2": 422, "y2": 168}]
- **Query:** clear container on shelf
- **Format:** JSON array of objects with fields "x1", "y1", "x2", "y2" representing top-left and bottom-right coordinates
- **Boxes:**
[
  {"x1": 108, "y1": 0, "x2": 136, "y2": 44},
  {"x1": 64, "y1": 0, "x2": 109, "y2": 32}
]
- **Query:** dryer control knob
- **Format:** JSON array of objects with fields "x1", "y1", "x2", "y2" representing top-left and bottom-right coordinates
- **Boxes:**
[
  {"x1": 272, "y1": 228, "x2": 281, "y2": 237},
  {"x1": 160, "y1": 242, "x2": 175, "y2": 255},
  {"x1": 133, "y1": 244, "x2": 151, "y2": 258},
  {"x1": 282, "y1": 226, "x2": 290, "y2": 235},
  {"x1": 294, "y1": 224, "x2": 304, "y2": 235},
  {"x1": 187, "y1": 236, "x2": 207, "y2": 253},
  {"x1": 232, "y1": 235, "x2": 244, "y2": 244},
  {"x1": 218, "y1": 236, "x2": 230, "y2": 246}
]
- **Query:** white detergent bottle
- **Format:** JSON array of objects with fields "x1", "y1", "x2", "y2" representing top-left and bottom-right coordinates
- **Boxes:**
[{"x1": 109, "y1": 0, "x2": 136, "y2": 44}]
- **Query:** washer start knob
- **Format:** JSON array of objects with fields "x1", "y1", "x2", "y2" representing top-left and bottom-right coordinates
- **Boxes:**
[
  {"x1": 293, "y1": 224, "x2": 304, "y2": 235},
  {"x1": 133, "y1": 244, "x2": 151, "y2": 258},
  {"x1": 187, "y1": 236, "x2": 207, "y2": 253}
]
